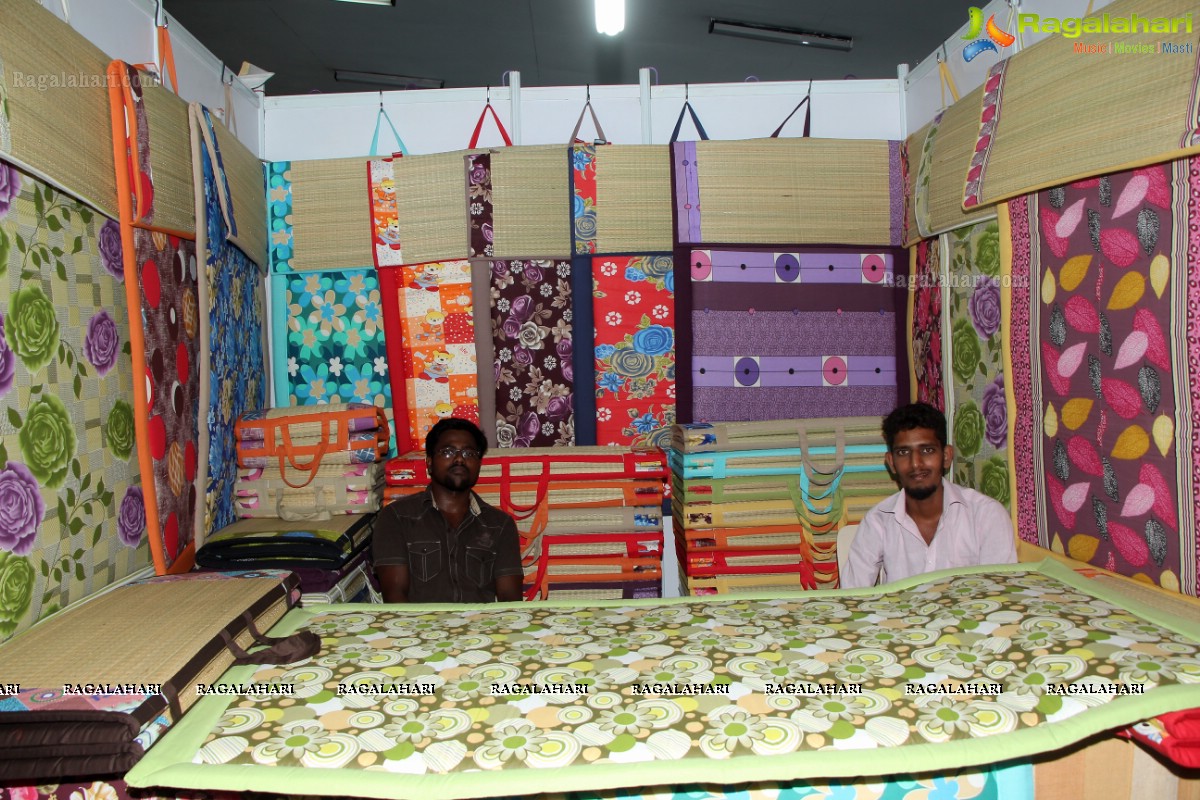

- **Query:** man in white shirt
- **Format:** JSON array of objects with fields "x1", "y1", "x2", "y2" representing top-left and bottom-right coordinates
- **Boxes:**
[{"x1": 840, "y1": 403, "x2": 1017, "y2": 589}]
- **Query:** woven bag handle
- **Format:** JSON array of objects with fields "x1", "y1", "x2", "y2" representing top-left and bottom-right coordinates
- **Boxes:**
[
  {"x1": 569, "y1": 98, "x2": 607, "y2": 144},
  {"x1": 276, "y1": 420, "x2": 331, "y2": 488}
]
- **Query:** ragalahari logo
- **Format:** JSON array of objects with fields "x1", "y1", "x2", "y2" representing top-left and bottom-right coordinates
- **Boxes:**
[{"x1": 961, "y1": 7, "x2": 1015, "y2": 61}]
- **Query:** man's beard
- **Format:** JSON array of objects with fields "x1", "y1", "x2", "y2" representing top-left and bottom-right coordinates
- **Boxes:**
[{"x1": 904, "y1": 483, "x2": 938, "y2": 501}]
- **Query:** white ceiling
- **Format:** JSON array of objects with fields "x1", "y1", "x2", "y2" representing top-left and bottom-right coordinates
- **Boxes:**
[{"x1": 165, "y1": 0, "x2": 977, "y2": 95}]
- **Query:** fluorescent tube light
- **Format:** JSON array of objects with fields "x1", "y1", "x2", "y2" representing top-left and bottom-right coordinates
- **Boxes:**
[
  {"x1": 332, "y1": 0, "x2": 395, "y2": 6},
  {"x1": 334, "y1": 70, "x2": 444, "y2": 89},
  {"x1": 709, "y1": 18, "x2": 853, "y2": 51},
  {"x1": 595, "y1": 0, "x2": 625, "y2": 35}
]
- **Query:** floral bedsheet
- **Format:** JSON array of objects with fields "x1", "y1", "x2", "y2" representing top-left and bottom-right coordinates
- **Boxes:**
[{"x1": 126, "y1": 561, "x2": 1200, "y2": 799}]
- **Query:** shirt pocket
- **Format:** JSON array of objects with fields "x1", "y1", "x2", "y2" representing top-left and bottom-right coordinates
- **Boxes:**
[
  {"x1": 406, "y1": 540, "x2": 443, "y2": 583},
  {"x1": 464, "y1": 545, "x2": 496, "y2": 588}
]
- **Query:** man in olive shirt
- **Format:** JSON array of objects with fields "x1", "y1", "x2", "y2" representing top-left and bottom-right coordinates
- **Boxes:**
[{"x1": 373, "y1": 418, "x2": 524, "y2": 603}]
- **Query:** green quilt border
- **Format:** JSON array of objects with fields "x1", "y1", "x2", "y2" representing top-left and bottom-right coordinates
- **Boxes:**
[{"x1": 125, "y1": 560, "x2": 1200, "y2": 799}]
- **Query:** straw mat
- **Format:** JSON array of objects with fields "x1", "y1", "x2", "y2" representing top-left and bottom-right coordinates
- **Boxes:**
[
  {"x1": 596, "y1": 145, "x2": 672, "y2": 253},
  {"x1": 142, "y1": 77, "x2": 196, "y2": 234},
  {"x1": 923, "y1": 86, "x2": 997, "y2": 234},
  {"x1": 0, "y1": 576, "x2": 291, "y2": 694},
  {"x1": 289, "y1": 157, "x2": 373, "y2": 270},
  {"x1": 673, "y1": 416, "x2": 885, "y2": 454},
  {"x1": 491, "y1": 145, "x2": 571, "y2": 258},
  {"x1": 0, "y1": 0, "x2": 118, "y2": 217},
  {"x1": 694, "y1": 138, "x2": 897, "y2": 245},
  {"x1": 209, "y1": 112, "x2": 267, "y2": 265},
  {"x1": 968, "y1": 0, "x2": 1200, "y2": 207},
  {"x1": 902, "y1": 120, "x2": 929, "y2": 247},
  {"x1": 394, "y1": 149, "x2": 475, "y2": 265}
]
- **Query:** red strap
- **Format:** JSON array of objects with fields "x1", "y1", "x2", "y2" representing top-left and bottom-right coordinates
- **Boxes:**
[{"x1": 468, "y1": 102, "x2": 512, "y2": 148}]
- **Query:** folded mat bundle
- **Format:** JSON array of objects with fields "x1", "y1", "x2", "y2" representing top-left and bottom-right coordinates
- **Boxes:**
[
  {"x1": 196, "y1": 513, "x2": 375, "y2": 571},
  {"x1": 385, "y1": 445, "x2": 668, "y2": 486},
  {"x1": 235, "y1": 404, "x2": 390, "y2": 472},
  {"x1": 297, "y1": 548, "x2": 381, "y2": 605},
  {"x1": 234, "y1": 462, "x2": 384, "y2": 520},
  {"x1": 0, "y1": 571, "x2": 306, "y2": 782},
  {"x1": 124, "y1": 560, "x2": 1200, "y2": 799}
]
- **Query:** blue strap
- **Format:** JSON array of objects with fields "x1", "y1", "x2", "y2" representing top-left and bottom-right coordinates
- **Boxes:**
[
  {"x1": 670, "y1": 101, "x2": 709, "y2": 142},
  {"x1": 371, "y1": 106, "x2": 408, "y2": 156}
]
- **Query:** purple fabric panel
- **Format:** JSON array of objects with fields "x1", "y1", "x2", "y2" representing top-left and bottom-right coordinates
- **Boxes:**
[
  {"x1": 691, "y1": 282, "x2": 894, "y2": 313},
  {"x1": 673, "y1": 142, "x2": 701, "y2": 243},
  {"x1": 693, "y1": 387, "x2": 900, "y2": 422},
  {"x1": 889, "y1": 140, "x2": 903, "y2": 246},
  {"x1": 692, "y1": 310, "x2": 896, "y2": 356}
]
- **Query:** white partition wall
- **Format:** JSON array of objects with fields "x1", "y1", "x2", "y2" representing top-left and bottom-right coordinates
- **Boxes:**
[
  {"x1": 263, "y1": 76, "x2": 903, "y2": 162},
  {"x1": 36, "y1": 0, "x2": 264, "y2": 154}
]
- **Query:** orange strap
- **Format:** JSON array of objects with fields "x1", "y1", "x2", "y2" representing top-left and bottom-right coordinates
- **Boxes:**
[{"x1": 157, "y1": 22, "x2": 180, "y2": 95}]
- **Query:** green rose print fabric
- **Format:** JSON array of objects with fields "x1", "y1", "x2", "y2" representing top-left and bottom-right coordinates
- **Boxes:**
[
  {"x1": 0, "y1": 160, "x2": 145, "y2": 642},
  {"x1": 947, "y1": 221, "x2": 1010, "y2": 507},
  {"x1": 192, "y1": 567, "x2": 1199, "y2": 786}
]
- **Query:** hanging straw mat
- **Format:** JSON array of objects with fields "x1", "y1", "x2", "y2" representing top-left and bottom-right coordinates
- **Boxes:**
[
  {"x1": 0, "y1": 0, "x2": 118, "y2": 217},
  {"x1": 288, "y1": 157, "x2": 374, "y2": 270}
]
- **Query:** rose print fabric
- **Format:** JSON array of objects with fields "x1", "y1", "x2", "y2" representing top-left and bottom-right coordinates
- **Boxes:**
[
  {"x1": 571, "y1": 143, "x2": 597, "y2": 254},
  {"x1": 1008, "y1": 161, "x2": 1197, "y2": 595},
  {"x1": 0, "y1": 159, "x2": 144, "y2": 642},
  {"x1": 945, "y1": 221, "x2": 1009, "y2": 508},
  {"x1": 467, "y1": 153, "x2": 493, "y2": 258},
  {"x1": 910, "y1": 237, "x2": 944, "y2": 411},
  {"x1": 379, "y1": 260, "x2": 479, "y2": 449},
  {"x1": 593, "y1": 255, "x2": 675, "y2": 448},
  {"x1": 490, "y1": 259, "x2": 575, "y2": 447}
]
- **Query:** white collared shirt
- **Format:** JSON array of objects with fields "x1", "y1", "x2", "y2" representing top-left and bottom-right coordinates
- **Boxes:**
[{"x1": 841, "y1": 479, "x2": 1017, "y2": 589}]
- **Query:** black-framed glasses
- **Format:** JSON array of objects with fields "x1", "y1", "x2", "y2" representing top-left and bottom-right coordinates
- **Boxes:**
[{"x1": 436, "y1": 446, "x2": 481, "y2": 461}]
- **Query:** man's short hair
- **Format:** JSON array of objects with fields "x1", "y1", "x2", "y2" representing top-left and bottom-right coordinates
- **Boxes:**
[
  {"x1": 882, "y1": 403, "x2": 947, "y2": 449},
  {"x1": 425, "y1": 417, "x2": 488, "y2": 459}
]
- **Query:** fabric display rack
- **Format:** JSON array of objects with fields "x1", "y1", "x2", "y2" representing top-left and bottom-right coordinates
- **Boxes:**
[
  {"x1": 385, "y1": 445, "x2": 669, "y2": 599},
  {"x1": 670, "y1": 417, "x2": 894, "y2": 594}
]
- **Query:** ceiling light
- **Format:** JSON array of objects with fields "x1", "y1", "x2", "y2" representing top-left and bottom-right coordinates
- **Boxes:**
[
  {"x1": 332, "y1": 0, "x2": 395, "y2": 6},
  {"x1": 595, "y1": 0, "x2": 625, "y2": 36},
  {"x1": 709, "y1": 18, "x2": 853, "y2": 51},
  {"x1": 333, "y1": 70, "x2": 444, "y2": 89}
]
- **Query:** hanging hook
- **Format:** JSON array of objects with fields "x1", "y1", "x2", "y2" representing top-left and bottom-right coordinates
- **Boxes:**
[
  {"x1": 486, "y1": 85, "x2": 491, "y2": 104},
  {"x1": 684, "y1": 82, "x2": 689, "y2": 101},
  {"x1": 379, "y1": 90, "x2": 384, "y2": 110},
  {"x1": 586, "y1": 83, "x2": 591, "y2": 103}
]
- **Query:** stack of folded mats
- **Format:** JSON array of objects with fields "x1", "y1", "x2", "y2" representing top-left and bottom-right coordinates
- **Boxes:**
[
  {"x1": 670, "y1": 417, "x2": 895, "y2": 595},
  {"x1": 0, "y1": 570, "x2": 307, "y2": 784},
  {"x1": 196, "y1": 514, "x2": 381, "y2": 604},
  {"x1": 385, "y1": 446, "x2": 669, "y2": 600},
  {"x1": 233, "y1": 404, "x2": 389, "y2": 520}
]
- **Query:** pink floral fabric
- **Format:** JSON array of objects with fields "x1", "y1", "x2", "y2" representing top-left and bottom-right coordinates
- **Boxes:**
[{"x1": 910, "y1": 237, "x2": 944, "y2": 411}]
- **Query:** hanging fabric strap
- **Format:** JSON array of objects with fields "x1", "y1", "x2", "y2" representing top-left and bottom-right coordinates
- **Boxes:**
[
  {"x1": 222, "y1": 70, "x2": 238, "y2": 136},
  {"x1": 468, "y1": 102, "x2": 513, "y2": 148},
  {"x1": 670, "y1": 100, "x2": 709, "y2": 143},
  {"x1": 769, "y1": 83, "x2": 813, "y2": 138},
  {"x1": 156, "y1": 19, "x2": 180, "y2": 95},
  {"x1": 937, "y1": 50, "x2": 960, "y2": 109},
  {"x1": 371, "y1": 103, "x2": 409, "y2": 156},
  {"x1": 569, "y1": 98, "x2": 607, "y2": 144}
]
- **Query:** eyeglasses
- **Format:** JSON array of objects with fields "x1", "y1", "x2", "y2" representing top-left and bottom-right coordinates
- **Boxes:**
[{"x1": 435, "y1": 446, "x2": 481, "y2": 461}]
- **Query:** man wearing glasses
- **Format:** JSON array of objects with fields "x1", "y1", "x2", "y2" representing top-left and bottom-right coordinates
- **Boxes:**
[
  {"x1": 374, "y1": 418, "x2": 524, "y2": 603},
  {"x1": 840, "y1": 403, "x2": 1016, "y2": 589}
]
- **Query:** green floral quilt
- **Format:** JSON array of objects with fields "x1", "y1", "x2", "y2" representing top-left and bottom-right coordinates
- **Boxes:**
[{"x1": 127, "y1": 561, "x2": 1200, "y2": 799}]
